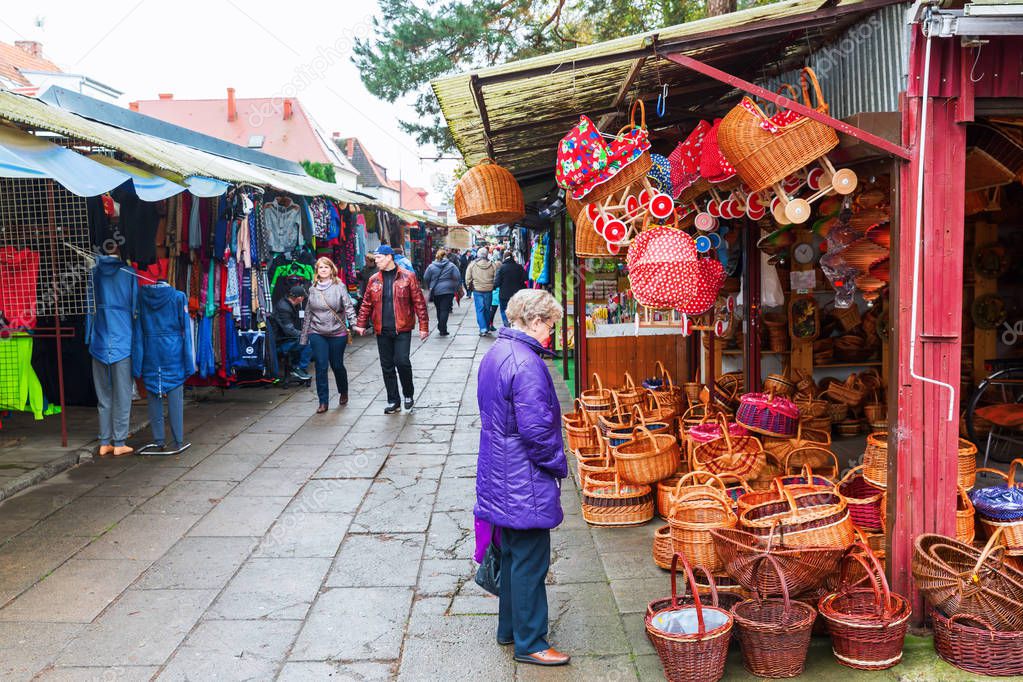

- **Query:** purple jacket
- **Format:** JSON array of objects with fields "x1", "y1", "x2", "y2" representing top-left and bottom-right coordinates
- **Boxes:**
[{"x1": 475, "y1": 327, "x2": 568, "y2": 530}]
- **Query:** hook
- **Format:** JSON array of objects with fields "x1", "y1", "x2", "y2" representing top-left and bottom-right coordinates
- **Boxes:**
[
  {"x1": 657, "y1": 84, "x2": 668, "y2": 118},
  {"x1": 970, "y1": 44, "x2": 985, "y2": 83}
]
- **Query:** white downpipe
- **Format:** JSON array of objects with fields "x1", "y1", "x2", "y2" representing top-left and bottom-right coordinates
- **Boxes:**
[{"x1": 908, "y1": 15, "x2": 957, "y2": 422}]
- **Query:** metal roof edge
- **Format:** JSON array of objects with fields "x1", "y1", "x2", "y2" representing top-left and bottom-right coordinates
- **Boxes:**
[{"x1": 38, "y1": 86, "x2": 305, "y2": 174}]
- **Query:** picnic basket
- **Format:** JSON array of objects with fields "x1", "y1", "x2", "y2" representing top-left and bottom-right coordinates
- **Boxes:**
[
  {"x1": 971, "y1": 459, "x2": 1023, "y2": 554},
  {"x1": 646, "y1": 553, "x2": 734, "y2": 682},
  {"x1": 783, "y1": 446, "x2": 840, "y2": 481},
  {"x1": 739, "y1": 480, "x2": 855, "y2": 549},
  {"x1": 645, "y1": 361, "x2": 686, "y2": 418},
  {"x1": 614, "y1": 372, "x2": 648, "y2": 411},
  {"x1": 692, "y1": 417, "x2": 766, "y2": 480},
  {"x1": 564, "y1": 404, "x2": 602, "y2": 451},
  {"x1": 614, "y1": 426, "x2": 680, "y2": 485},
  {"x1": 736, "y1": 392, "x2": 800, "y2": 438},
  {"x1": 581, "y1": 471, "x2": 655, "y2": 527},
  {"x1": 668, "y1": 488, "x2": 737, "y2": 572},
  {"x1": 579, "y1": 373, "x2": 614, "y2": 424}
]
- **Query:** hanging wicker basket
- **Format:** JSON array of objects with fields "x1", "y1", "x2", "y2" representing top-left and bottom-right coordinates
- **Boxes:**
[{"x1": 454, "y1": 159, "x2": 525, "y2": 225}]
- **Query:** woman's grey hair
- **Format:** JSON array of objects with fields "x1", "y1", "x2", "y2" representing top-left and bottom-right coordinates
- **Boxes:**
[{"x1": 507, "y1": 289, "x2": 563, "y2": 328}]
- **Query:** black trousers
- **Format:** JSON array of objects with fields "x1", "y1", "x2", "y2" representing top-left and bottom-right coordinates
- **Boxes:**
[
  {"x1": 433, "y1": 293, "x2": 454, "y2": 334},
  {"x1": 376, "y1": 330, "x2": 413, "y2": 403},
  {"x1": 497, "y1": 527, "x2": 551, "y2": 656}
]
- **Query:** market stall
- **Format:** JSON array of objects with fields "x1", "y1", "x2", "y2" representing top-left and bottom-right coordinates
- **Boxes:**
[{"x1": 436, "y1": 0, "x2": 1023, "y2": 675}]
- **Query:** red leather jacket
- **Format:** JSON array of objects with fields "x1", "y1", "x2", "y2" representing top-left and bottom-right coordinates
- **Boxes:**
[{"x1": 356, "y1": 267, "x2": 430, "y2": 334}]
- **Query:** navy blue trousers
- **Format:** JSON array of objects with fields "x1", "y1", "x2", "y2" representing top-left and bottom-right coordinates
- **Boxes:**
[{"x1": 497, "y1": 527, "x2": 551, "y2": 656}]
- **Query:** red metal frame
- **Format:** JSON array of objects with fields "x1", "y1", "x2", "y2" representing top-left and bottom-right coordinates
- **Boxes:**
[{"x1": 659, "y1": 52, "x2": 912, "y2": 161}]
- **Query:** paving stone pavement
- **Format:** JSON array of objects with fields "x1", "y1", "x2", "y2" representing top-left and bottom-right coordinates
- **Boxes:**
[{"x1": 0, "y1": 300, "x2": 664, "y2": 682}]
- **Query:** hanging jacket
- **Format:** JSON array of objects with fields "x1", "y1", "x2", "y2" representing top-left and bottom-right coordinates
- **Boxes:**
[
  {"x1": 86, "y1": 256, "x2": 138, "y2": 365},
  {"x1": 0, "y1": 334, "x2": 46, "y2": 419},
  {"x1": 0, "y1": 246, "x2": 40, "y2": 331},
  {"x1": 133, "y1": 283, "x2": 194, "y2": 394},
  {"x1": 475, "y1": 327, "x2": 567, "y2": 530}
]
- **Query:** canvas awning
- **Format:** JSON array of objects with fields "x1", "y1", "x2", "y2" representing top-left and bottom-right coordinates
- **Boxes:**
[{"x1": 0, "y1": 124, "x2": 130, "y2": 196}]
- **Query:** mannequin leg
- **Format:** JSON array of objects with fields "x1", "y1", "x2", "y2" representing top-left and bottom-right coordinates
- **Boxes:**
[
  {"x1": 167, "y1": 384, "x2": 185, "y2": 446},
  {"x1": 92, "y1": 358, "x2": 113, "y2": 447},
  {"x1": 110, "y1": 358, "x2": 133, "y2": 447},
  {"x1": 147, "y1": 391, "x2": 166, "y2": 446}
]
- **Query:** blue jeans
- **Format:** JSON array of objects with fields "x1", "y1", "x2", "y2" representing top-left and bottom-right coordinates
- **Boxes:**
[
  {"x1": 473, "y1": 291, "x2": 493, "y2": 332},
  {"x1": 308, "y1": 334, "x2": 348, "y2": 405},
  {"x1": 499, "y1": 299, "x2": 510, "y2": 327},
  {"x1": 278, "y1": 339, "x2": 312, "y2": 371},
  {"x1": 148, "y1": 383, "x2": 184, "y2": 447}
]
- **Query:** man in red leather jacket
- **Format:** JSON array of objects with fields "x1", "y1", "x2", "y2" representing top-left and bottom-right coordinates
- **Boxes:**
[{"x1": 354, "y1": 245, "x2": 429, "y2": 413}]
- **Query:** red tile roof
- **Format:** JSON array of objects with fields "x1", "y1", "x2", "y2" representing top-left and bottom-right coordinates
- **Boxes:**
[
  {"x1": 0, "y1": 40, "x2": 62, "y2": 87},
  {"x1": 135, "y1": 95, "x2": 357, "y2": 174},
  {"x1": 394, "y1": 180, "x2": 434, "y2": 212}
]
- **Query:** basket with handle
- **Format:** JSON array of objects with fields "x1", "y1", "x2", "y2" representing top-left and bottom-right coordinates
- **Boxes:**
[
  {"x1": 668, "y1": 490, "x2": 737, "y2": 572},
  {"x1": 653, "y1": 524, "x2": 676, "y2": 569},
  {"x1": 736, "y1": 391, "x2": 800, "y2": 438},
  {"x1": 731, "y1": 555, "x2": 817, "y2": 679},
  {"x1": 715, "y1": 372, "x2": 744, "y2": 409},
  {"x1": 717, "y1": 67, "x2": 839, "y2": 192},
  {"x1": 823, "y1": 375, "x2": 867, "y2": 408},
  {"x1": 454, "y1": 159, "x2": 525, "y2": 225},
  {"x1": 571, "y1": 193, "x2": 619, "y2": 258},
  {"x1": 647, "y1": 563, "x2": 745, "y2": 617},
  {"x1": 739, "y1": 480, "x2": 855, "y2": 549},
  {"x1": 837, "y1": 465, "x2": 885, "y2": 532},
  {"x1": 644, "y1": 390, "x2": 680, "y2": 423},
  {"x1": 735, "y1": 465, "x2": 835, "y2": 513},
  {"x1": 783, "y1": 446, "x2": 840, "y2": 482},
  {"x1": 956, "y1": 438, "x2": 977, "y2": 490},
  {"x1": 971, "y1": 460, "x2": 1023, "y2": 554},
  {"x1": 763, "y1": 422, "x2": 832, "y2": 464},
  {"x1": 606, "y1": 406, "x2": 671, "y2": 449},
  {"x1": 862, "y1": 431, "x2": 888, "y2": 488},
  {"x1": 683, "y1": 381, "x2": 704, "y2": 406},
  {"x1": 645, "y1": 552, "x2": 734, "y2": 682},
  {"x1": 564, "y1": 402, "x2": 602, "y2": 451},
  {"x1": 667, "y1": 470, "x2": 730, "y2": 510},
  {"x1": 818, "y1": 543, "x2": 911, "y2": 671},
  {"x1": 763, "y1": 373, "x2": 797, "y2": 397},
  {"x1": 646, "y1": 361, "x2": 686, "y2": 417},
  {"x1": 692, "y1": 416, "x2": 766, "y2": 480},
  {"x1": 955, "y1": 484, "x2": 975, "y2": 544},
  {"x1": 597, "y1": 395, "x2": 636, "y2": 438},
  {"x1": 614, "y1": 372, "x2": 647, "y2": 411},
  {"x1": 574, "y1": 434, "x2": 613, "y2": 484},
  {"x1": 932, "y1": 610, "x2": 1023, "y2": 677},
  {"x1": 657, "y1": 473, "x2": 687, "y2": 519},
  {"x1": 614, "y1": 426, "x2": 680, "y2": 485},
  {"x1": 911, "y1": 527, "x2": 1023, "y2": 630},
  {"x1": 581, "y1": 470, "x2": 655, "y2": 527},
  {"x1": 579, "y1": 373, "x2": 614, "y2": 424}
]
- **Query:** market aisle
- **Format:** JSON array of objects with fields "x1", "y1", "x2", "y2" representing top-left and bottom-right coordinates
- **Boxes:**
[{"x1": 0, "y1": 299, "x2": 642, "y2": 681}]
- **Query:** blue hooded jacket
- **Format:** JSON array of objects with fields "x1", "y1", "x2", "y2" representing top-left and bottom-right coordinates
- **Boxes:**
[
  {"x1": 86, "y1": 256, "x2": 138, "y2": 364},
  {"x1": 132, "y1": 283, "x2": 194, "y2": 394},
  {"x1": 475, "y1": 327, "x2": 567, "y2": 530}
]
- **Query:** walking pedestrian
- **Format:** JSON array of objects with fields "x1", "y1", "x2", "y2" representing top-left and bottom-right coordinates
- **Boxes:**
[
  {"x1": 466, "y1": 247, "x2": 498, "y2": 336},
  {"x1": 493, "y1": 254, "x2": 528, "y2": 327},
  {"x1": 301, "y1": 257, "x2": 357, "y2": 413},
  {"x1": 423, "y1": 248, "x2": 462, "y2": 336},
  {"x1": 353, "y1": 245, "x2": 429, "y2": 414},
  {"x1": 458, "y1": 249, "x2": 470, "y2": 287},
  {"x1": 272, "y1": 284, "x2": 312, "y2": 381},
  {"x1": 474, "y1": 289, "x2": 569, "y2": 667}
]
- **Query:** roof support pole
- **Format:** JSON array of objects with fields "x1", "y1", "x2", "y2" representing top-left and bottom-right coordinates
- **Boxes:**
[
  {"x1": 658, "y1": 52, "x2": 912, "y2": 160},
  {"x1": 597, "y1": 56, "x2": 649, "y2": 129},
  {"x1": 470, "y1": 75, "x2": 496, "y2": 160}
]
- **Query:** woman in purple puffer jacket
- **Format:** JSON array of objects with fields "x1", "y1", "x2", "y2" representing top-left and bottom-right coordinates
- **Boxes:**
[{"x1": 475, "y1": 289, "x2": 570, "y2": 667}]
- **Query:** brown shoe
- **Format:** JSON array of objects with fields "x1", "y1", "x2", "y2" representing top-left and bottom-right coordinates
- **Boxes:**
[
  {"x1": 97, "y1": 445, "x2": 114, "y2": 457},
  {"x1": 112, "y1": 446, "x2": 134, "y2": 457},
  {"x1": 316, "y1": 404, "x2": 328, "y2": 414},
  {"x1": 514, "y1": 648, "x2": 570, "y2": 666},
  {"x1": 339, "y1": 393, "x2": 348, "y2": 406}
]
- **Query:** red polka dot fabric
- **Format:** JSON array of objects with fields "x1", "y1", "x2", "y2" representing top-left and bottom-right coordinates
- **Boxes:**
[{"x1": 626, "y1": 226, "x2": 726, "y2": 314}]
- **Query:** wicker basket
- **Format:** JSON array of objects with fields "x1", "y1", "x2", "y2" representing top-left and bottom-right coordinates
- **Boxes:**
[
  {"x1": 736, "y1": 392, "x2": 800, "y2": 438},
  {"x1": 862, "y1": 432, "x2": 888, "y2": 488},
  {"x1": 763, "y1": 423, "x2": 832, "y2": 465},
  {"x1": 575, "y1": 442, "x2": 613, "y2": 485},
  {"x1": 657, "y1": 474, "x2": 686, "y2": 519},
  {"x1": 932, "y1": 610, "x2": 1023, "y2": 677},
  {"x1": 764, "y1": 373, "x2": 797, "y2": 397},
  {"x1": 454, "y1": 159, "x2": 525, "y2": 225},
  {"x1": 653, "y1": 524, "x2": 675, "y2": 569},
  {"x1": 668, "y1": 491, "x2": 737, "y2": 572},
  {"x1": 581, "y1": 471, "x2": 655, "y2": 527},
  {"x1": 646, "y1": 553, "x2": 734, "y2": 682},
  {"x1": 956, "y1": 485, "x2": 976, "y2": 544},
  {"x1": 824, "y1": 375, "x2": 868, "y2": 408},
  {"x1": 614, "y1": 372, "x2": 647, "y2": 411},
  {"x1": 818, "y1": 545, "x2": 911, "y2": 671},
  {"x1": 833, "y1": 304, "x2": 862, "y2": 332},
  {"x1": 718, "y1": 68, "x2": 839, "y2": 192},
  {"x1": 837, "y1": 465, "x2": 885, "y2": 532},
  {"x1": 957, "y1": 438, "x2": 978, "y2": 490},
  {"x1": 646, "y1": 361, "x2": 686, "y2": 419},
  {"x1": 572, "y1": 198, "x2": 617, "y2": 258},
  {"x1": 614, "y1": 426, "x2": 680, "y2": 485},
  {"x1": 783, "y1": 446, "x2": 839, "y2": 481},
  {"x1": 579, "y1": 373, "x2": 614, "y2": 424},
  {"x1": 692, "y1": 421, "x2": 766, "y2": 480},
  {"x1": 715, "y1": 372, "x2": 744, "y2": 409},
  {"x1": 564, "y1": 409, "x2": 602, "y2": 452},
  {"x1": 731, "y1": 556, "x2": 817, "y2": 679},
  {"x1": 740, "y1": 481, "x2": 855, "y2": 549},
  {"x1": 972, "y1": 462, "x2": 1023, "y2": 555}
]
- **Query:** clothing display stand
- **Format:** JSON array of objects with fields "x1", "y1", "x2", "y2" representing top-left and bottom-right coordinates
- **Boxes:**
[{"x1": 0, "y1": 177, "x2": 94, "y2": 445}]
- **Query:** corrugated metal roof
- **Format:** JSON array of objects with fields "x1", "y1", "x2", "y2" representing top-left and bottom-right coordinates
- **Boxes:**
[
  {"x1": 0, "y1": 89, "x2": 438, "y2": 224},
  {"x1": 432, "y1": 0, "x2": 905, "y2": 175}
]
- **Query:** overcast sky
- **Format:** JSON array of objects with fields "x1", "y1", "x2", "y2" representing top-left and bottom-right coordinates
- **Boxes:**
[{"x1": 0, "y1": 0, "x2": 456, "y2": 202}]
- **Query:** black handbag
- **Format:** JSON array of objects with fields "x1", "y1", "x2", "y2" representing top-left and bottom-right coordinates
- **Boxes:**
[{"x1": 474, "y1": 527, "x2": 501, "y2": 596}]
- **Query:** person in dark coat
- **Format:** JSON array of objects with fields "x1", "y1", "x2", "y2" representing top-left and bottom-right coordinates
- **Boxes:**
[
  {"x1": 474, "y1": 289, "x2": 569, "y2": 667},
  {"x1": 458, "y1": 249, "x2": 470, "y2": 286},
  {"x1": 422, "y1": 249, "x2": 463, "y2": 336},
  {"x1": 272, "y1": 285, "x2": 311, "y2": 381},
  {"x1": 493, "y1": 254, "x2": 529, "y2": 327},
  {"x1": 356, "y1": 256, "x2": 378, "y2": 302}
]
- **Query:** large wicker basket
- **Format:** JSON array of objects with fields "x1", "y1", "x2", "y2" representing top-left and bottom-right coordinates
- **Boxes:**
[
  {"x1": 581, "y1": 471, "x2": 655, "y2": 527},
  {"x1": 718, "y1": 68, "x2": 839, "y2": 192},
  {"x1": 453, "y1": 159, "x2": 525, "y2": 225},
  {"x1": 614, "y1": 426, "x2": 680, "y2": 485}
]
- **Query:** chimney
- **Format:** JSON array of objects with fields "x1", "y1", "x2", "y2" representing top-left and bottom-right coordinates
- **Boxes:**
[
  {"x1": 226, "y1": 87, "x2": 236, "y2": 122},
  {"x1": 158, "y1": 93, "x2": 173, "y2": 100},
  {"x1": 332, "y1": 131, "x2": 340, "y2": 139},
  {"x1": 14, "y1": 41, "x2": 42, "y2": 58},
  {"x1": 283, "y1": 99, "x2": 293, "y2": 120},
  {"x1": 346, "y1": 139, "x2": 354, "y2": 158},
  {"x1": 129, "y1": 101, "x2": 139, "y2": 112}
]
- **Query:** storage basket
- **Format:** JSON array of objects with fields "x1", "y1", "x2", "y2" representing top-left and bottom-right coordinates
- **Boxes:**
[
  {"x1": 668, "y1": 491, "x2": 737, "y2": 572},
  {"x1": 933, "y1": 610, "x2": 1023, "y2": 677},
  {"x1": 657, "y1": 474, "x2": 685, "y2": 519},
  {"x1": 718, "y1": 68, "x2": 839, "y2": 192},
  {"x1": 614, "y1": 426, "x2": 679, "y2": 485},
  {"x1": 644, "y1": 391, "x2": 679, "y2": 423},
  {"x1": 795, "y1": 399, "x2": 828, "y2": 419},
  {"x1": 692, "y1": 419, "x2": 766, "y2": 480},
  {"x1": 823, "y1": 375, "x2": 867, "y2": 408},
  {"x1": 736, "y1": 392, "x2": 800, "y2": 438},
  {"x1": 912, "y1": 529, "x2": 1023, "y2": 630},
  {"x1": 837, "y1": 465, "x2": 885, "y2": 532},
  {"x1": 579, "y1": 373, "x2": 614, "y2": 424},
  {"x1": 715, "y1": 372, "x2": 744, "y2": 409},
  {"x1": 575, "y1": 442, "x2": 613, "y2": 485},
  {"x1": 614, "y1": 372, "x2": 647, "y2": 411},
  {"x1": 454, "y1": 159, "x2": 525, "y2": 225},
  {"x1": 818, "y1": 544, "x2": 911, "y2": 671},
  {"x1": 763, "y1": 373, "x2": 797, "y2": 397},
  {"x1": 972, "y1": 461, "x2": 1023, "y2": 554},
  {"x1": 653, "y1": 524, "x2": 675, "y2": 569},
  {"x1": 564, "y1": 408, "x2": 602, "y2": 452},
  {"x1": 957, "y1": 438, "x2": 977, "y2": 490},
  {"x1": 735, "y1": 466, "x2": 834, "y2": 514},
  {"x1": 783, "y1": 446, "x2": 839, "y2": 480},
  {"x1": 739, "y1": 482, "x2": 855, "y2": 549},
  {"x1": 647, "y1": 567, "x2": 746, "y2": 621},
  {"x1": 834, "y1": 419, "x2": 863, "y2": 437},
  {"x1": 862, "y1": 432, "x2": 888, "y2": 488},
  {"x1": 731, "y1": 556, "x2": 817, "y2": 679},
  {"x1": 581, "y1": 471, "x2": 655, "y2": 527},
  {"x1": 956, "y1": 485, "x2": 975, "y2": 544},
  {"x1": 646, "y1": 553, "x2": 734, "y2": 682},
  {"x1": 646, "y1": 361, "x2": 686, "y2": 418}
]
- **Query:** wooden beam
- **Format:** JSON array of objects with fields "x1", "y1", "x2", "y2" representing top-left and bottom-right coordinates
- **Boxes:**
[
  {"x1": 659, "y1": 52, "x2": 912, "y2": 160},
  {"x1": 597, "y1": 56, "x2": 648, "y2": 130},
  {"x1": 470, "y1": 74, "x2": 495, "y2": 159}
]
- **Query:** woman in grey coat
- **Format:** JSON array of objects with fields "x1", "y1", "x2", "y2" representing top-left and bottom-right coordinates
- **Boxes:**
[
  {"x1": 301, "y1": 257, "x2": 357, "y2": 413},
  {"x1": 423, "y1": 249, "x2": 463, "y2": 336}
]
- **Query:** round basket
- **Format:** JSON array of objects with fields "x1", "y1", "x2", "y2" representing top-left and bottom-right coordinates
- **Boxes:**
[
  {"x1": 454, "y1": 159, "x2": 525, "y2": 225},
  {"x1": 614, "y1": 372, "x2": 647, "y2": 411},
  {"x1": 862, "y1": 432, "x2": 888, "y2": 488},
  {"x1": 564, "y1": 407, "x2": 602, "y2": 451},
  {"x1": 764, "y1": 373, "x2": 797, "y2": 397},
  {"x1": 657, "y1": 474, "x2": 685, "y2": 519},
  {"x1": 736, "y1": 392, "x2": 800, "y2": 438},
  {"x1": 971, "y1": 461, "x2": 1023, "y2": 555},
  {"x1": 692, "y1": 418, "x2": 766, "y2": 480},
  {"x1": 668, "y1": 490, "x2": 737, "y2": 573},
  {"x1": 731, "y1": 556, "x2": 817, "y2": 679},
  {"x1": 614, "y1": 426, "x2": 679, "y2": 485},
  {"x1": 646, "y1": 553, "x2": 734, "y2": 682},
  {"x1": 581, "y1": 471, "x2": 655, "y2": 527},
  {"x1": 956, "y1": 485, "x2": 975, "y2": 544},
  {"x1": 783, "y1": 446, "x2": 839, "y2": 480},
  {"x1": 653, "y1": 524, "x2": 675, "y2": 569},
  {"x1": 740, "y1": 482, "x2": 854, "y2": 549},
  {"x1": 736, "y1": 465, "x2": 835, "y2": 513},
  {"x1": 957, "y1": 438, "x2": 977, "y2": 490},
  {"x1": 646, "y1": 361, "x2": 686, "y2": 419},
  {"x1": 683, "y1": 381, "x2": 704, "y2": 406},
  {"x1": 837, "y1": 465, "x2": 885, "y2": 532},
  {"x1": 933, "y1": 610, "x2": 1023, "y2": 677},
  {"x1": 579, "y1": 373, "x2": 614, "y2": 424},
  {"x1": 818, "y1": 545, "x2": 911, "y2": 671}
]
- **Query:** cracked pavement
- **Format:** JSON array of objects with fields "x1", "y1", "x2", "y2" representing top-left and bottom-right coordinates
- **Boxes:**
[{"x1": 0, "y1": 300, "x2": 651, "y2": 681}]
